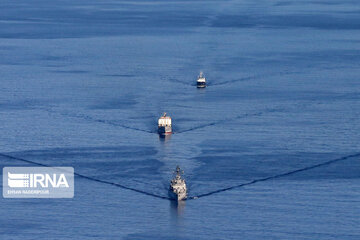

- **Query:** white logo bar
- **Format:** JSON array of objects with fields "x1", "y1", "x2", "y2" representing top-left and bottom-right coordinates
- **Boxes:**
[{"x1": 3, "y1": 167, "x2": 74, "y2": 198}]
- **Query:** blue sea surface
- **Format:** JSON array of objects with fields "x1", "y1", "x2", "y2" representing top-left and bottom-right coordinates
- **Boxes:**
[{"x1": 0, "y1": 0, "x2": 359, "y2": 239}]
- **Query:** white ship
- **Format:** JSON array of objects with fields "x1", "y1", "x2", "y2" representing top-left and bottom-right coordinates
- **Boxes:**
[
  {"x1": 158, "y1": 112, "x2": 172, "y2": 135},
  {"x1": 196, "y1": 71, "x2": 206, "y2": 88},
  {"x1": 169, "y1": 166, "x2": 187, "y2": 201}
]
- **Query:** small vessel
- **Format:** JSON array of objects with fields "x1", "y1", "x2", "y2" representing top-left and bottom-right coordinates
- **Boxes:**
[
  {"x1": 158, "y1": 112, "x2": 172, "y2": 135},
  {"x1": 196, "y1": 71, "x2": 206, "y2": 88},
  {"x1": 169, "y1": 166, "x2": 187, "y2": 201}
]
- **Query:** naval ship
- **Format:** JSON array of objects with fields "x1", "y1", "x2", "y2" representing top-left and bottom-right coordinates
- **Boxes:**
[
  {"x1": 196, "y1": 71, "x2": 206, "y2": 88},
  {"x1": 169, "y1": 166, "x2": 187, "y2": 201},
  {"x1": 158, "y1": 112, "x2": 172, "y2": 135}
]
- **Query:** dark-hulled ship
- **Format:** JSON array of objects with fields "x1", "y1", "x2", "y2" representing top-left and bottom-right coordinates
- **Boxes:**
[{"x1": 196, "y1": 71, "x2": 206, "y2": 88}]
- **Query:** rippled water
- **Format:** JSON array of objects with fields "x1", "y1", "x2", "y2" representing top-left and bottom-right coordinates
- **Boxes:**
[{"x1": 0, "y1": 0, "x2": 359, "y2": 239}]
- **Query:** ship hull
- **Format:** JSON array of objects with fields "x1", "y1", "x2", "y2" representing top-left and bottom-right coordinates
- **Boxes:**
[
  {"x1": 169, "y1": 189, "x2": 187, "y2": 201},
  {"x1": 158, "y1": 126, "x2": 172, "y2": 135},
  {"x1": 197, "y1": 82, "x2": 206, "y2": 88}
]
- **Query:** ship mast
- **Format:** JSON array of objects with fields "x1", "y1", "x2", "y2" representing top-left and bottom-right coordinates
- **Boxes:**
[{"x1": 174, "y1": 165, "x2": 184, "y2": 176}]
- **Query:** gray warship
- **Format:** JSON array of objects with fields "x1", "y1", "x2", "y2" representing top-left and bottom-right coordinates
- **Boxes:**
[{"x1": 169, "y1": 166, "x2": 187, "y2": 201}]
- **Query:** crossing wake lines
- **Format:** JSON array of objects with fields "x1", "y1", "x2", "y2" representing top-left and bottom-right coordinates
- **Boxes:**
[{"x1": 1, "y1": 152, "x2": 359, "y2": 201}]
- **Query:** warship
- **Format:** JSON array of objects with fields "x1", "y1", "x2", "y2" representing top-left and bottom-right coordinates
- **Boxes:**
[
  {"x1": 196, "y1": 71, "x2": 206, "y2": 88},
  {"x1": 169, "y1": 166, "x2": 187, "y2": 201},
  {"x1": 158, "y1": 112, "x2": 172, "y2": 135}
]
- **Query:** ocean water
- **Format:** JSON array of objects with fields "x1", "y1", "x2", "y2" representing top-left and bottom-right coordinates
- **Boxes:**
[{"x1": 0, "y1": 0, "x2": 360, "y2": 239}]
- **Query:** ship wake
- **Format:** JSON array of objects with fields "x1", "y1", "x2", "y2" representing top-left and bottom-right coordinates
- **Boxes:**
[
  {"x1": 42, "y1": 108, "x2": 156, "y2": 134},
  {"x1": 175, "y1": 111, "x2": 264, "y2": 134},
  {"x1": 2, "y1": 151, "x2": 359, "y2": 201},
  {"x1": 188, "y1": 153, "x2": 360, "y2": 199},
  {"x1": 166, "y1": 71, "x2": 300, "y2": 87},
  {"x1": 0, "y1": 153, "x2": 171, "y2": 200}
]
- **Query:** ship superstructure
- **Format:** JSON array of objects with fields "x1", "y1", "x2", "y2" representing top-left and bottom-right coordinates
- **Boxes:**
[
  {"x1": 196, "y1": 71, "x2": 206, "y2": 88},
  {"x1": 169, "y1": 166, "x2": 187, "y2": 201},
  {"x1": 158, "y1": 112, "x2": 172, "y2": 135}
]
